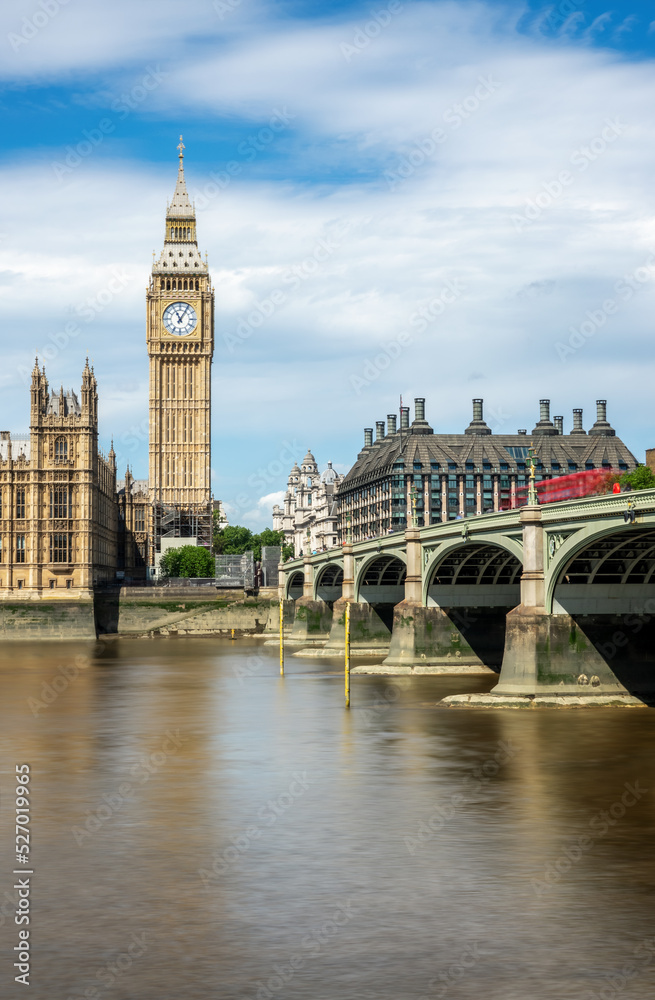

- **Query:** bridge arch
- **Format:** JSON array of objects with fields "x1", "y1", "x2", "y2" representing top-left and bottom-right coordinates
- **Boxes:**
[
  {"x1": 423, "y1": 536, "x2": 524, "y2": 607},
  {"x1": 546, "y1": 522, "x2": 655, "y2": 699},
  {"x1": 285, "y1": 570, "x2": 304, "y2": 601},
  {"x1": 355, "y1": 553, "x2": 406, "y2": 605},
  {"x1": 314, "y1": 562, "x2": 344, "y2": 603},
  {"x1": 548, "y1": 524, "x2": 655, "y2": 615}
]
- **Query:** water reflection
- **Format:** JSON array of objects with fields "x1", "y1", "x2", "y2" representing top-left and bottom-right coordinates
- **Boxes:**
[{"x1": 0, "y1": 638, "x2": 654, "y2": 999}]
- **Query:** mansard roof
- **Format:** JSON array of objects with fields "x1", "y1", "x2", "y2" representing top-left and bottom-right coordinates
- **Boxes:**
[
  {"x1": 153, "y1": 241, "x2": 206, "y2": 275},
  {"x1": 341, "y1": 402, "x2": 638, "y2": 490}
]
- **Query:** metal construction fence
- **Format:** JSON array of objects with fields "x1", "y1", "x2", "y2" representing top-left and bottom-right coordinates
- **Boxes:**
[
  {"x1": 260, "y1": 546, "x2": 282, "y2": 587},
  {"x1": 214, "y1": 551, "x2": 255, "y2": 589}
]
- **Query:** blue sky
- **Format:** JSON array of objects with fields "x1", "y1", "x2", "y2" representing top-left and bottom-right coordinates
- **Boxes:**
[{"x1": 2, "y1": 0, "x2": 655, "y2": 527}]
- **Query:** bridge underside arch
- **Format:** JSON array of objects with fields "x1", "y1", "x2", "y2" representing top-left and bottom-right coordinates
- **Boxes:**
[
  {"x1": 315, "y1": 564, "x2": 344, "y2": 605},
  {"x1": 357, "y1": 555, "x2": 406, "y2": 631},
  {"x1": 428, "y1": 543, "x2": 522, "y2": 608},
  {"x1": 427, "y1": 542, "x2": 523, "y2": 670},
  {"x1": 286, "y1": 571, "x2": 304, "y2": 601},
  {"x1": 553, "y1": 528, "x2": 655, "y2": 699}
]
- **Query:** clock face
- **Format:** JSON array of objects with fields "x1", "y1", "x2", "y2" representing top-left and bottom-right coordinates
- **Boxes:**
[{"x1": 163, "y1": 301, "x2": 197, "y2": 336}]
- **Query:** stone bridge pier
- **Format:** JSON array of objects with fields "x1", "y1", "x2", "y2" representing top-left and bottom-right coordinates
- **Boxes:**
[
  {"x1": 286, "y1": 554, "x2": 333, "y2": 645},
  {"x1": 444, "y1": 504, "x2": 644, "y2": 708},
  {"x1": 381, "y1": 525, "x2": 495, "y2": 675},
  {"x1": 301, "y1": 541, "x2": 394, "y2": 656}
]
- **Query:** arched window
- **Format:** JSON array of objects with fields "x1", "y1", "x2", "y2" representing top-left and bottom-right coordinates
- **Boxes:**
[
  {"x1": 195, "y1": 279, "x2": 199, "y2": 290},
  {"x1": 54, "y1": 437, "x2": 68, "y2": 462},
  {"x1": 167, "y1": 278, "x2": 171, "y2": 290}
]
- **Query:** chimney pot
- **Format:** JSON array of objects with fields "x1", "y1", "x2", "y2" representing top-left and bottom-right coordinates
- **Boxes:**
[
  {"x1": 518, "y1": 429, "x2": 527, "y2": 435},
  {"x1": 533, "y1": 398, "x2": 557, "y2": 435},
  {"x1": 414, "y1": 397, "x2": 426, "y2": 422},
  {"x1": 364, "y1": 428, "x2": 373, "y2": 448},
  {"x1": 375, "y1": 420, "x2": 385, "y2": 441},
  {"x1": 472, "y1": 398, "x2": 483, "y2": 422},
  {"x1": 589, "y1": 399, "x2": 615, "y2": 437},
  {"x1": 400, "y1": 407, "x2": 410, "y2": 430},
  {"x1": 387, "y1": 413, "x2": 397, "y2": 434},
  {"x1": 554, "y1": 416, "x2": 563, "y2": 435}
]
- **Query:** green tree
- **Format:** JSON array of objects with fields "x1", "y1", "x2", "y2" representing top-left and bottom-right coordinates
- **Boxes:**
[
  {"x1": 160, "y1": 545, "x2": 214, "y2": 578},
  {"x1": 212, "y1": 524, "x2": 293, "y2": 561},
  {"x1": 621, "y1": 465, "x2": 655, "y2": 491},
  {"x1": 160, "y1": 547, "x2": 183, "y2": 577},
  {"x1": 216, "y1": 525, "x2": 254, "y2": 554},
  {"x1": 253, "y1": 527, "x2": 286, "y2": 561},
  {"x1": 604, "y1": 464, "x2": 655, "y2": 493}
]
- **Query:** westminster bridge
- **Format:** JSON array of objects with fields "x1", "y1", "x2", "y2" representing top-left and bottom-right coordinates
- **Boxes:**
[{"x1": 278, "y1": 489, "x2": 655, "y2": 705}]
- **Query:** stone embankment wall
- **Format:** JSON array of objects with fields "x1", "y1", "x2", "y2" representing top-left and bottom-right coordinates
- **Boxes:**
[
  {"x1": 0, "y1": 590, "x2": 278, "y2": 640},
  {"x1": 0, "y1": 602, "x2": 96, "y2": 640},
  {"x1": 95, "y1": 588, "x2": 275, "y2": 637}
]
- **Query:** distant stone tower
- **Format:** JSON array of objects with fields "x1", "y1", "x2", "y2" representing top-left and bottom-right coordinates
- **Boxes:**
[{"x1": 146, "y1": 137, "x2": 214, "y2": 559}]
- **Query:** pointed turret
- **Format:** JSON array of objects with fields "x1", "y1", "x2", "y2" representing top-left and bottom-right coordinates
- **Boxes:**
[
  {"x1": 30, "y1": 357, "x2": 45, "y2": 423},
  {"x1": 151, "y1": 136, "x2": 207, "y2": 277},
  {"x1": 167, "y1": 136, "x2": 195, "y2": 219}
]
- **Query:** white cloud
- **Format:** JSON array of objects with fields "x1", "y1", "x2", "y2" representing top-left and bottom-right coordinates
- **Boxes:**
[
  {"x1": 229, "y1": 490, "x2": 284, "y2": 531},
  {"x1": 0, "y1": 0, "x2": 270, "y2": 79}
]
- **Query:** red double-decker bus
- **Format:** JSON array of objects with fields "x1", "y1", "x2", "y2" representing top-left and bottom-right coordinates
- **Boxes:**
[{"x1": 502, "y1": 468, "x2": 614, "y2": 510}]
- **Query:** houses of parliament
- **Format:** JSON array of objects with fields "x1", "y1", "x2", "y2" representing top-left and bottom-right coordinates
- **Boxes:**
[{"x1": 0, "y1": 139, "x2": 214, "y2": 596}]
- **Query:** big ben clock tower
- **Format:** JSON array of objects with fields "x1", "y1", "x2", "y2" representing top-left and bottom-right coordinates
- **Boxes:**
[{"x1": 147, "y1": 137, "x2": 214, "y2": 557}]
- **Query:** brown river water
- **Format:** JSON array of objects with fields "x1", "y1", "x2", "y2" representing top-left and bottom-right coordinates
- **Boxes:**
[{"x1": 1, "y1": 637, "x2": 655, "y2": 999}]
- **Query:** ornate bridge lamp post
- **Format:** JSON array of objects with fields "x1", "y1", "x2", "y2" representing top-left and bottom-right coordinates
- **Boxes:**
[
  {"x1": 408, "y1": 483, "x2": 418, "y2": 529},
  {"x1": 302, "y1": 528, "x2": 313, "y2": 598},
  {"x1": 527, "y1": 443, "x2": 539, "y2": 507},
  {"x1": 404, "y1": 483, "x2": 422, "y2": 604}
]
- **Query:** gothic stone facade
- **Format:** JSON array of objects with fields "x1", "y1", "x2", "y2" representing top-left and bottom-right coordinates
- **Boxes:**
[
  {"x1": 338, "y1": 397, "x2": 638, "y2": 542},
  {"x1": 0, "y1": 361, "x2": 117, "y2": 596},
  {"x1": 117, "y1": 471, "x2": 149, "y2": 580}
]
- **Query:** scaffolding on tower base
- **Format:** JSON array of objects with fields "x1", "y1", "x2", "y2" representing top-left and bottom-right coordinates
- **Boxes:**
[{"x1": 153, "y1": 500, "x2": 213, "y2": 554}]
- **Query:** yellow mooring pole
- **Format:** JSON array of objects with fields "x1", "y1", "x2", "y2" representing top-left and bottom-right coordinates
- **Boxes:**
[
  {"x1": 279, "y1": 597, "x2": 285, "y2": 676},
  {"x1": 345, "y1": 601, "x2": 351, "y2": 708}
]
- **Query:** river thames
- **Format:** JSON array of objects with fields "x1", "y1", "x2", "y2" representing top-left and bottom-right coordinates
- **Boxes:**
[{"x1": 1, "y1": 637, "x2": 654, "y2": 999}]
